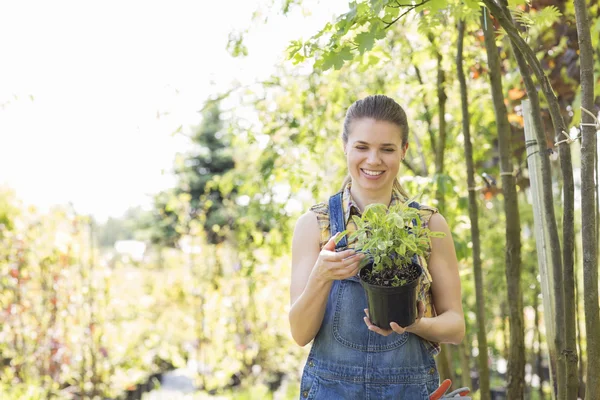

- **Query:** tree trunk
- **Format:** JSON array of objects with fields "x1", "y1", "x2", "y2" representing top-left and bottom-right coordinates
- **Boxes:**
[
  {"x1": 484, "y1": 1, "x2": 568, "y2": 396},
  {"x1": 427, "y1": 28, "x2": 453, "y2": 389},
  {"x1": 437, "y1": 344, "x2": 455, "y2": 388},
  {"x1": 459, "y1": 340, "x2": 472, "y2": 390},
  {"x1": 534, "y1": 292, "x2": 546, "y2": 399},
  {"x1": 481, "y1": 8, "x2": 525, "y2": 399},
  {"x1": 575, "y1": 258, "x2": 586, "y2": 399},
  {"x1": 502, "y1": 301, "x2": 509, "y2": 361},
  {"x1": 522, "y1": 99, "x2": 559, "y2": 398},
  {"x1": 492, "y1": 3, "x2": 579, "y2": 396},
  {"x1": 457, "y1": 18, "x2": 490, "y2": 400},
  {"x1": 574, "y1": 0, "x2": 600, "y2": 398}
]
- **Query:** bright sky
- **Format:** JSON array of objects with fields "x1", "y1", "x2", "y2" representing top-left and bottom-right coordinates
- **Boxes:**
[{"x1": 0, "y1": 0, "x2": 347, "y2": 221}]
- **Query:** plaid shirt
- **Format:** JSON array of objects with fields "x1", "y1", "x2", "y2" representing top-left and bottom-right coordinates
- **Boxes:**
[{"x1": 309, "y1": 182, "x2": 441, "y2": 355}]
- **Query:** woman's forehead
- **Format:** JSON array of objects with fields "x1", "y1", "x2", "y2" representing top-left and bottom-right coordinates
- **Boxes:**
[{"x1": 348, "y1": 119, "x2": 403, "y2": 144}]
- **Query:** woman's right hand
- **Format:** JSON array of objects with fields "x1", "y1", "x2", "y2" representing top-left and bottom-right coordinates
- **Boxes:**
[{"x1": 310, "y1": 233, "x2": 366, "y2": 283}]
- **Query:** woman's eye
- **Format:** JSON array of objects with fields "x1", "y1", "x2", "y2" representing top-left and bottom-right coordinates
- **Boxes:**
[
  {"x1": 356, "y1": 146, "x2": 368, "y2": 150},
  {"x1": 382, "y1": 148, "x2": 395, "y2": 152}
]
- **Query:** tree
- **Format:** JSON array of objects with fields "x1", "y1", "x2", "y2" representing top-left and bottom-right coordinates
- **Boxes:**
[
  {"x1": 481, "y1": 8, "x2": 525, "y2": 398},
  {"x1": 481, "y1": 1, "x2": 581, "y2": 396},
  {"x1": 175, "y1": 100, "x2": 235, "y2": 245},
  {"x1": 574, "y1": 0, "x2": 599, "y2": 397},
  {"x1": 457, "y1": 17, "x2": 490, "y2": 400},
  {"x1": 143, "y1": 100, "x2": 236, "y2": 248}
]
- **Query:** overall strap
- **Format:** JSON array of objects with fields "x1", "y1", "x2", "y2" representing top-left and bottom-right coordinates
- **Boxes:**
[{"x1": 328, "y1": 192, "x2": 347, "y2": 250}]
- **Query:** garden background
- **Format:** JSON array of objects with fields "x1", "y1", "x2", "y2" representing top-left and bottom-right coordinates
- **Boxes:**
[{"x1": 1, "y1": 0, "x2": 599, "y2": 399}]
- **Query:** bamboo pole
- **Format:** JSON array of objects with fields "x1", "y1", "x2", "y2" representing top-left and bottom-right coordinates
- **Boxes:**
[{"x1": 522, "y1": 99, "x2": 557, "y2": 398}]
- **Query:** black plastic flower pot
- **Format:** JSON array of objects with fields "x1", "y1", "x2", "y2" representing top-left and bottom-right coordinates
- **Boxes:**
[{"x1": 359, "y1": 261, "x2": 423, "y2": 328}]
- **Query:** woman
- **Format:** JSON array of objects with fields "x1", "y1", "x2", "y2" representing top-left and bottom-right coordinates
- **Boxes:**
[{"x1": 289, "y1": 95, "x2": 465, "y2": 399}]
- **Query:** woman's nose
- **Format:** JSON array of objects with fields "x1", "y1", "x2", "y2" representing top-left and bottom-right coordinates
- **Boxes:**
[{"x1": 366, "y1": 150, "x2": 381, "y2": 165}]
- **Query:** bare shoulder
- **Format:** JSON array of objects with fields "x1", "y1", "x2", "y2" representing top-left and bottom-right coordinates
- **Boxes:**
[
  {"x1": 290, "y1": 211, "x2": 322, "y2": 304},
  {"x1": 428, "y1": 212, "x2": 451, "y2": 233},
  {"x1": 427, "y1": 212, "x2": 458, "y2": 264},
  {"x1": 293, "y1": 210, "x2": 321, "y2": 248}
]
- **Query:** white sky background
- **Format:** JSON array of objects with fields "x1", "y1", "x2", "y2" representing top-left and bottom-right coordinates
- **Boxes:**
[{"x1": 0, "y1": 0, "x2": 347, "y2": 222}]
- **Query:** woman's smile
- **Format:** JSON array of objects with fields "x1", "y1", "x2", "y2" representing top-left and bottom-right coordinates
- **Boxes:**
[{"x1": 361, "y1": 168, "x2": 386, "y2": 179}]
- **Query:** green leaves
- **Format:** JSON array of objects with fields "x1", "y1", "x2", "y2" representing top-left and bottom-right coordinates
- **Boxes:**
[
  {"x1": 427, "y1": 0, "x2": 446, "y2": 14},
  {"x1": 355, "y1": 30, "x2": 377, "y2": 54},
  {"x1": 510, "y1": 4, "x2": 561, "y2": 35},
  {"x1": 368, "y1": 0, "x2": 388, "y2": 15},
  {"x1": 508, "y1": 0, "x2": 530, "y2": 7},
  {"x1": 320, "y1": 46, "x2": 355, "y2": 70},
  {"x1": 286, "y1": 40, "x2": 304, "y2": 64},
  {"x1": 338, "y1": 200, "x2": 445, "y2": 274},
  {"x1": 283, "y1": 1, "x2": 395, "y2": 71},
  {"x1": 535, "y1": 6, "x2": 562, "y2": 28}
]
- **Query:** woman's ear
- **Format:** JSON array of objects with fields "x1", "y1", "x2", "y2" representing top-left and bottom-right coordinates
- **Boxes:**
[{"x1": 402, "y1": 143, "x2": 409, "y2": 159}]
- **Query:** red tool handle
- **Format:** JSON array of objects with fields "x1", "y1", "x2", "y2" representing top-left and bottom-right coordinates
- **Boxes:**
[{"x1": 429, "y1": 379, "x2": 452, "y2": 400}]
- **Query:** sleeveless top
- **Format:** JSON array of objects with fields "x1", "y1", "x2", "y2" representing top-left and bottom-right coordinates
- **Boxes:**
[{"x1": 299, "y1": 182, "x2": 440, "y2": 399}]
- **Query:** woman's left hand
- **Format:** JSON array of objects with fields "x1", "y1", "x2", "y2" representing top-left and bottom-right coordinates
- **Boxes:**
[{"x1": 363, "y1": 301, "x2": 425, "y2": 336}]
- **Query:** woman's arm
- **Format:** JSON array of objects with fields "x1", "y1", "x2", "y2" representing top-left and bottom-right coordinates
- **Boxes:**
[
  {"x1": 363, "y1": 213, "x2": 465, "y2": 344},
  {"x1": 405, "y1": 212, "x2": 465, "y2": 344},
  {"x1": 289, "y1": 211, "x2": 331, "y2": 347},
  {"x1": 289, "y1": 211, "x2": 365, "y2": 347}
]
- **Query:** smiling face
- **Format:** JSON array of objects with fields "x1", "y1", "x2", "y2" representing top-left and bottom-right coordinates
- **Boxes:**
[{"x1": 345, "y1": 118, "x2": 408, "y2": 194}]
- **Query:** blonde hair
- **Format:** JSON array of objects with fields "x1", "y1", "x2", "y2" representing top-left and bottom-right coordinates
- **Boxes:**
[{"x1": 341, "y1": 95, "x2": 410, "y2": 198}]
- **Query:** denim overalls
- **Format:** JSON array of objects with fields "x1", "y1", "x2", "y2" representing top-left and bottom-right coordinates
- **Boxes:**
[{"x1": 299, "y1": 193, "x2": 440, "y2": 399}]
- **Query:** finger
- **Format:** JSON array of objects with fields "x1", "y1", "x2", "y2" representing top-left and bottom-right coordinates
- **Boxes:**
[
  {"x1": 323, "y1": 233, "x2": 340, "y2": 251},
  {"x1": 340, "y1": 254, "x2": 364, "y2": 268},
  {"x1": 334, "y1": 249, "x2": 358, "y2": 261},
  {"x1": 363, "y1": 311, "x2": 393, "y2": 336},
  {"x1": 365, "y1": 318, "x2": 393, "y2": 336},
  {"x1": 389, "y1": 322, "x2": 406, "y2": 334},
  {"x1": 326, "y1": 255, "x2": 362, "y2": 273},
  {"x1": 321, "y1": 248, "x2": 355, "y2": 262},
  {"x1": 363, "y1": 317, "x2": 392, "y2": 336}
]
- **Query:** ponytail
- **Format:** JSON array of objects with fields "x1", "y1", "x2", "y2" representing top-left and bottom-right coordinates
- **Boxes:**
[
  {"x1": 340, "y1": 175, "x2": 352, "y2": 191},
  {"x1": 393, "y1": 178, "x2": 410, "y2": 199}
]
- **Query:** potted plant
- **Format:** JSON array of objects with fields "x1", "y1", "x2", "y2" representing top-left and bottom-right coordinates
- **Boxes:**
[{"x1": 337, "y1": 201, "x2": 445, "y2": 328}]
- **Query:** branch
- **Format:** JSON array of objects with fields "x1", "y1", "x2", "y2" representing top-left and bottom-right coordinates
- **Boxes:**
[
  {"x1": 383, "y1": 0, "x2": 431, "y2": 29},
  {"x1": 481, "y1": 0, "x2": 567, "y2": 137}
]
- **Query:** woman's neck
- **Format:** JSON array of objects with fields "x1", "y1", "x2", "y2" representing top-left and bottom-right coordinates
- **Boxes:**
[{"x1": 349, "y1": 183, "x2": 393, "y2": 212}]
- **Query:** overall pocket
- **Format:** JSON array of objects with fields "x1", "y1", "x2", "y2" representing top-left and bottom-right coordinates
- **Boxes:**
[{"x1": 332, "y1": 279, "x2": 409, "y2": 351}]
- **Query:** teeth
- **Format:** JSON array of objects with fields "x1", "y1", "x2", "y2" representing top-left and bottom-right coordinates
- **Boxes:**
[{"x1": 362, "y1": 169, "x2": 384, "y2": 176}]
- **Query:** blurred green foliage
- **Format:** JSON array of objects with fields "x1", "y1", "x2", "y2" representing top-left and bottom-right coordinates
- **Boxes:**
[{"x1": 1, "y1": 0, "x2": 598, "y2": 398}]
